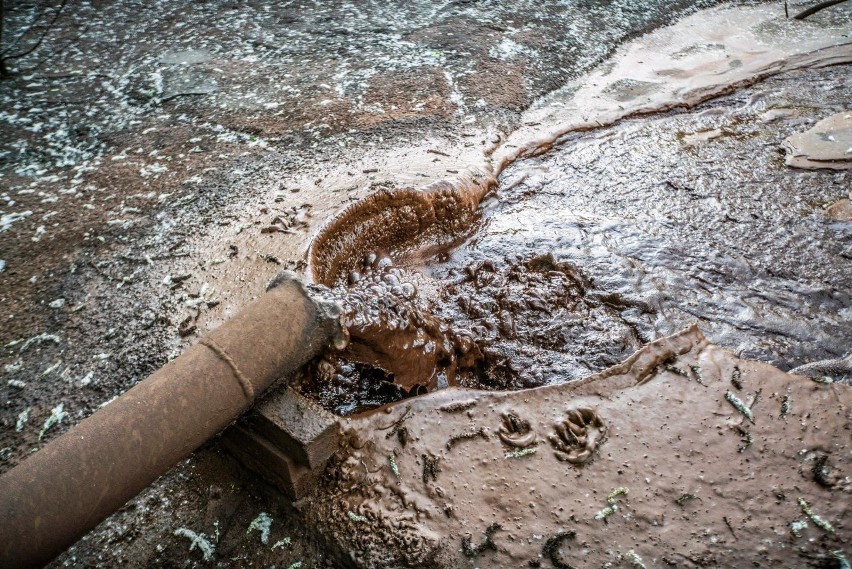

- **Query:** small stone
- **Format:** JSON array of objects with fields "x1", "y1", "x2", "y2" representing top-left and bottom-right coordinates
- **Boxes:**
[{"x1": 826, "y1": 199, "x2": 852, "y2": 221}]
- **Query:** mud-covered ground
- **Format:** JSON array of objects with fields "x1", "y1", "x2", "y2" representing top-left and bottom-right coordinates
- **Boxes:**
[
  {"x1": 303, "y1": 327, "x2": 852, "y2": 568},
  {"x1": 2, "y1": 1, "x2": 748, "y2": 567}
]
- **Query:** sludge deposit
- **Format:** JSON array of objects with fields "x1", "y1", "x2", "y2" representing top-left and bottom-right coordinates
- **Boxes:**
[
  {"x1": 301, "y1": 326, "x2": 850, "y2": 568},
  {"x1": 0, "y1": 1, "x2": 850, "y2": 567}
]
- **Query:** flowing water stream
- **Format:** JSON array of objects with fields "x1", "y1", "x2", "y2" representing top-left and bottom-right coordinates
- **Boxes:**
[{"x1": 302, "y1": 58, "x2": 851, "y2": 416}]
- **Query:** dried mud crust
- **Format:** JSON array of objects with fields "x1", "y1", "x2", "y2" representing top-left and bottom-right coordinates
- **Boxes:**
[{"x1": 301, "y1": 326, "x2": 851, "y2": 568}]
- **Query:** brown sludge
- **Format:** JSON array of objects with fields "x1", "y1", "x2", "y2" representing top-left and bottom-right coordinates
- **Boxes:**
[
  {"x1": 299, "y1": 326, "x2": 850, "y2": 568},
  {"x1": 307, "y1": 174, "x2": 494, "y2": 287},
  {"x1": 305, "y1": 257, "x2": 483, "y2": 406},
  {"x1": 289, "y1": 31, "x2": 852, "y2": 567},
  {"x1": 0, "y1": 275, "x2": 343, "y2": 569}
]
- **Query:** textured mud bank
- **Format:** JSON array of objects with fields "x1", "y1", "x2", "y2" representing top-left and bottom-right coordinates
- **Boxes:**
[{"x1": 301, "y1": 326, "x2": 851, "y2": 568}]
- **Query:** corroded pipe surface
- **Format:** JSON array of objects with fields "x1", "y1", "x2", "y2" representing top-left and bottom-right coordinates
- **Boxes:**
[{"x1": 0, "y1": 274, "x2": 343, "y2": 569}]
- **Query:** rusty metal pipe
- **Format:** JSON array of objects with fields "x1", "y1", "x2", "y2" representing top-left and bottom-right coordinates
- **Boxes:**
[{"x1": 0, "y1": 274, "x2": 342, "y2": 569}]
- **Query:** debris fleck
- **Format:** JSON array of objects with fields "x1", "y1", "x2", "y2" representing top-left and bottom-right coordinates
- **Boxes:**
[
  {"x1": 505, "y1": 447, "x2": 537, "y2": 459},
  {"x1": 813, "y1": 455, "x2": 833, "y2": 488},
  {"x1": 439, "y1": 400, "x2": 477, "y2": 413},
  {"x1": 178, "y1": 318, "x2": 197, "y2": 338},
  {"x1": 247, "y1": 512, "x2": 272, "y2": 544},
  {"x1": 347, "y1": 511, "x2": 367, "y2": 523},
  {"x1": 42, "y1": 361, "x2": 62, "y2": 376},
  {"x1": 738, "y1": 433, "x2": 753, "y2": 452},
  {"x1": 173, "y1": 527, "x2": 215, "y2": 562},
  {"x1": 666, "y1": 364, "x2": 689, "y2": 377},
  {"x1": 164, "y1": 273, "x2": 191, "y2": 288},
  {"x1": 832, "y1": 551, "x2": 850, "y2": 569},
  {"x1": 287, "y1": 562, "x2": 303, "y2": 569},
  {"x1": 15, "y1": 408, "x2": 30, "y2": 432},
  {"x1": 422, "y1": 453, "x2": 441, "y2": 484},
  {"x1": 446, "y1": 427, "x2": 488, "y2": 450},
  {"x1": 607, "y1": 487, "x2": 629, "y2": 502},
  {"x1": 392, "y1": 425, "x2": 410, "y2": 447},
  {"x1": 797, "y1": 497, "x2": 835, "y2": 533},
  {"x1": 780, "y1": 392, "x2": 791, "y2": 417},
  {"x1": 689, "y1": 365, "x2": 706, "y2": 386},
  {"x1": 734, "y1": 425, "x2": 753, "y2": 453},
  {"x1": 625, "y1": 549, "x2": 647, "y2": 568},
  {"x1": 39, "y1": 404, "x2": 68, "y2": 440},
  {"x1": 595, "y1": 487, "x2": 629, "y2": 520},
  {"x1": 595, "y1": 504, "x2": 617, "y2": 520},
  {"x1": 730, "y1": 366, "x2": 743, "y2": 390},
  {"x1": 675, "y1": 493, "x2": 699, "y2": 507},
  {"x1": 725, "y1": 391, "x2": 754, "y2": 423},
  {"x1": 789, "y1": 520, "x2": 808, "y2": 537},
  {"x1": 16, "y1": 333, "x2": 61, "y2": 354},
  {"x1": 542, "y1": 530, "x2": 576, "y2": 569},
  {"x1": 462, "y1": 522, "x2": 501, "y2": 557},
  {"x1": 271, "y1": 537, "x2": 291, "y2": 550}
]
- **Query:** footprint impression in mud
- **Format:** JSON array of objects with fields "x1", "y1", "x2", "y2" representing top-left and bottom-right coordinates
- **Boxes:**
[
  {"x1": 548, "y1": 408, "x2": 607, "y2": 464},
  {"x1": 497, "y1": 412, "x2": 537, "y2": 448}
]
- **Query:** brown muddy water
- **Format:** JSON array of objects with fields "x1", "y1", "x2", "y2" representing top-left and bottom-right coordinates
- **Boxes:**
[{"x1": 302, "y1": 63, "x2": 851, "y2": 416}]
